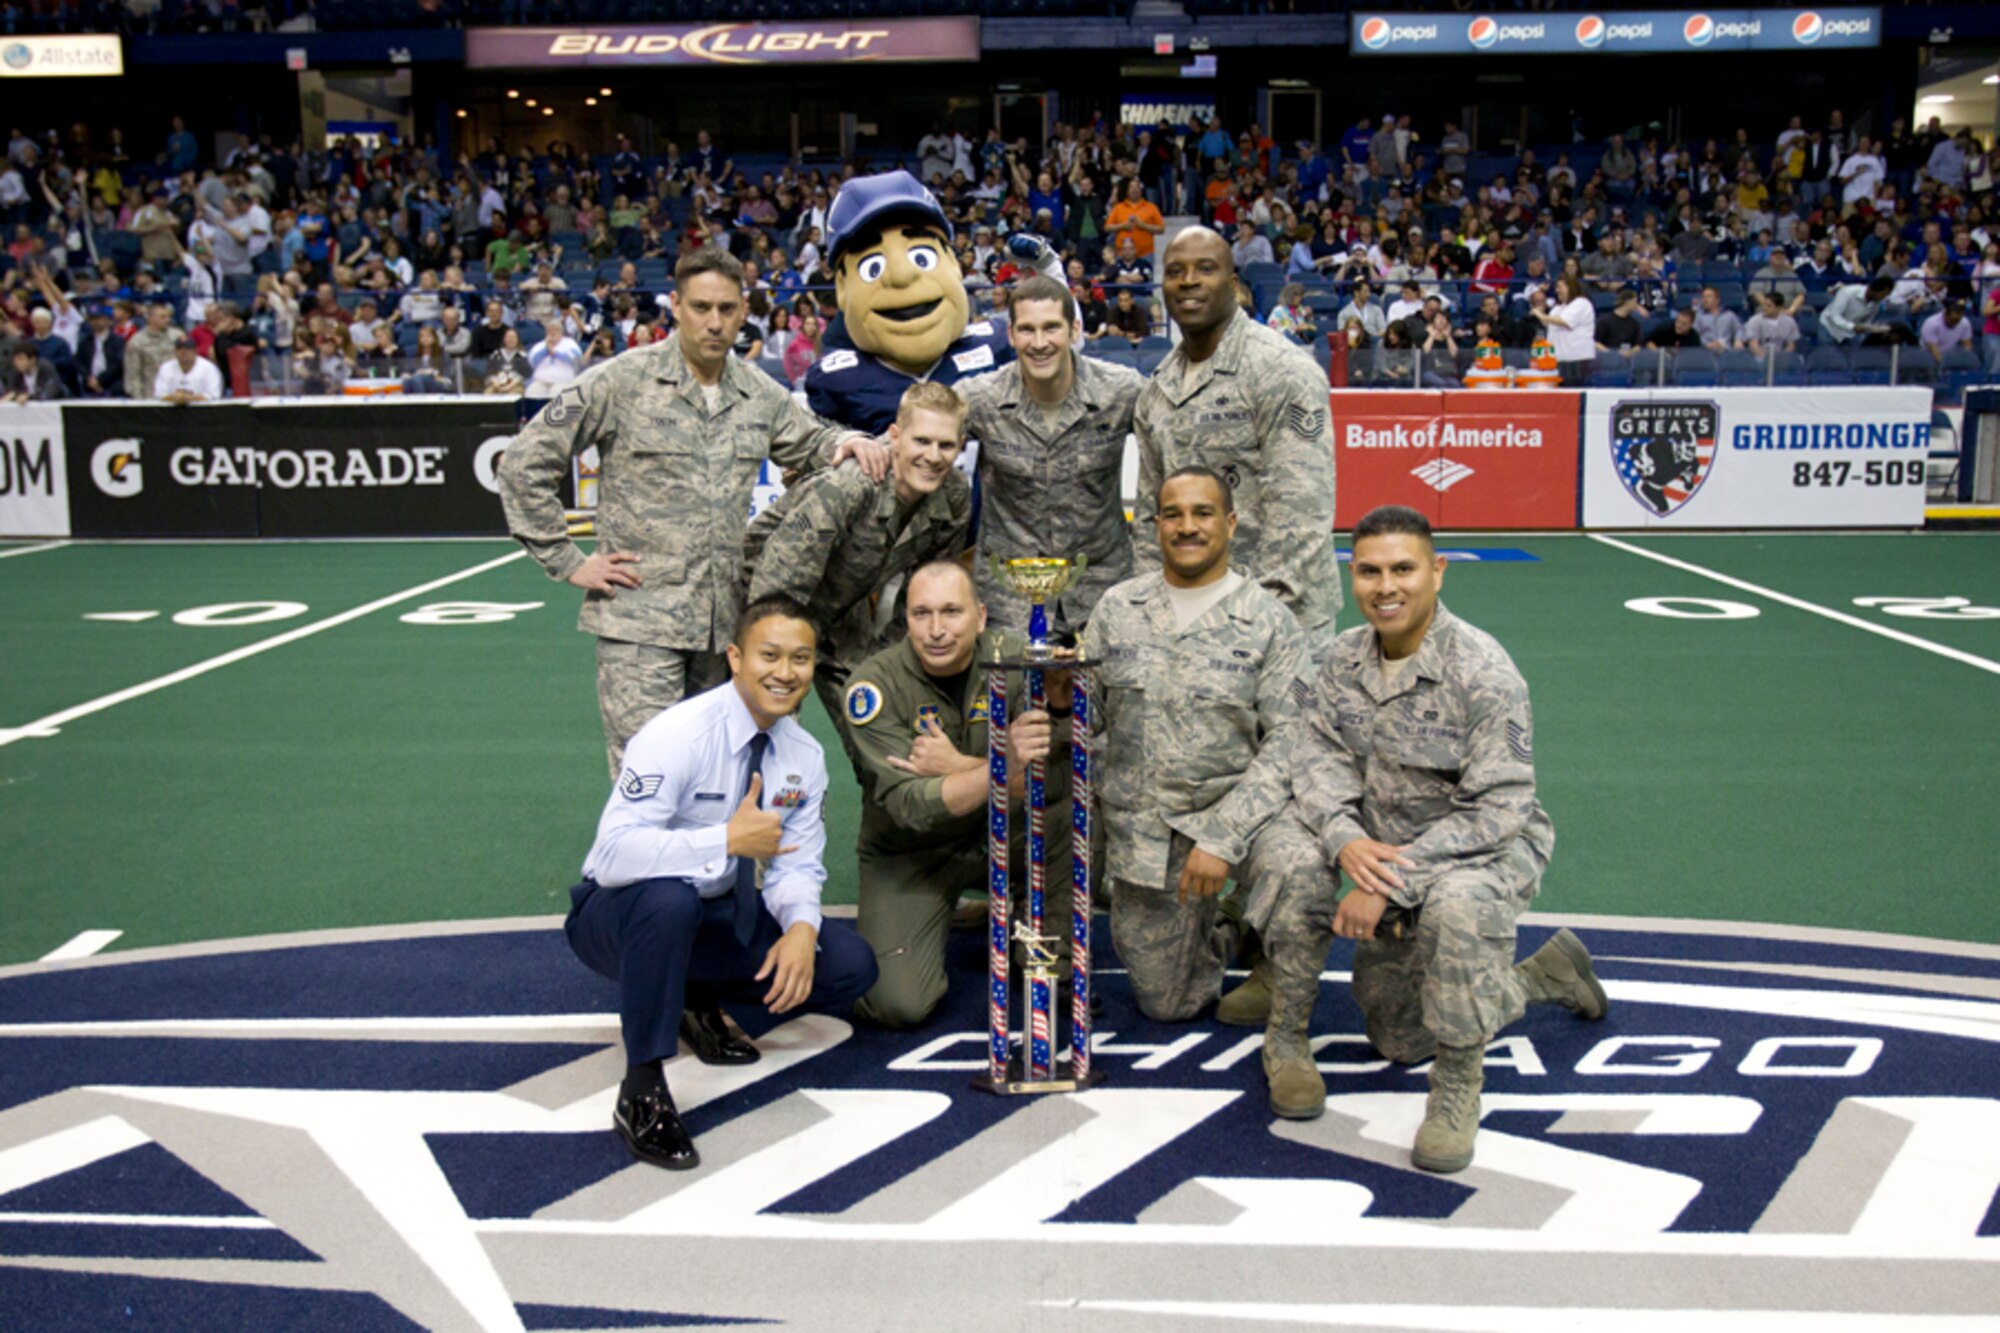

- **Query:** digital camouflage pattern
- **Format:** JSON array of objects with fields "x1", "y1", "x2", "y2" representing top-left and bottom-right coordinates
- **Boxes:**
[
  {"x1": 1288, "y1": 603, "x2": 1555, "y2": 1053},
  {"x1": 1082, "y1": 572, "x2": 1317, "y2": 1021},
  {"x1": 841, "y1": 628, "x2": 1072, "y2": 1028},
  {"x1": 1132, "y1": 311, "x2": 1341, "y2": 648},
  {"x1": 742, "y1": 459, "x2": 970, "y2": 735},
  {"x1": 594, "y1": 639, "x2": 727, "y2": 777},
  {"x1": 498, "y1": 332, "x2": 862, "y2": 652},
  {"x1": 957, "y1": 354, "x2": 1146, "y2": 633}
]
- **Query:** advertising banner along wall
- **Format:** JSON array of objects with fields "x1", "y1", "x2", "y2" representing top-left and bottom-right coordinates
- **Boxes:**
[
  {"x1": 465, "y1": 18, "x2": 980, "y2": 68},
  {"x1": 1581, "y1": 387, "x2": 1931, "y2": 528},
  {"x1": 1351, "y1": 8, "x2": 1880, "y2": 55},
  {"x1": 59, "y1": 400, "x2": 523, "y2": 540},
  {"x1": 0, "y1": 405, "x2": 68, "y2": 539},
  {"x1": 1331, "y1": 390, "x2": 1581, "y2": 530}
]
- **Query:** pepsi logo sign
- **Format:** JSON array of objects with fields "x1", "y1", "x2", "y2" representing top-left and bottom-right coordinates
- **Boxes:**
[
  {"x1": 1575, "y1": 15, "x2": 1605, "y2": 47},
  {"x1": 1469, "y1": 16, "x2": 1499, "y2": 48},
  {"x1": 1359, "y1": 16, "x2": 1391, "y2": 49},
  {"x1": 1683, "y1": 13, "x2": 1715, "y2": 45}
]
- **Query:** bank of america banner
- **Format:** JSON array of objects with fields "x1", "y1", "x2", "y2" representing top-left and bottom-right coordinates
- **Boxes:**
[
  {"x1": 1352, "y1": 8, "x2": 1879, "y2": 55},
  {"x1": 466, "y1": 18, "x2": 980, "y2": 68}
]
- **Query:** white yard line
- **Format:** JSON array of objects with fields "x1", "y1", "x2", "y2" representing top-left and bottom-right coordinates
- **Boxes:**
[
  {"x1": 0, "y1": 550, "x2": 527, "y2": 748},
  {"x1": 40, "y1": 930, "x2": 123, "y2": 962},
  {"x1": 0, "y1": 540, "x2": 70, "y2": 560},
  {"x1": 1588, "y1": 533, "x2": 2000, "y2": 677}
]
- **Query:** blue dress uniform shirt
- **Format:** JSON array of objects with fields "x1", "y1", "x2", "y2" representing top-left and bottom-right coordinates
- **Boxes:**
[{"x1": 583, "y1": 682, "x2": 829, "y2": 933}]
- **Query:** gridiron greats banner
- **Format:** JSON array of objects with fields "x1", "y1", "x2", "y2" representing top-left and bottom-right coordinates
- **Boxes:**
[
  {"x1": 1331, "y1": 390, "x2": 1581, "y2": 529},
  {"x1": 1581, "y1": 387, "x2": 1930, "y2": 528},
  {"x1": 61, "y1": 400, "x2": 521, "y2": 539},
  {"x1": 0, "y1": 404, "x2": 68, "y2": 538}
]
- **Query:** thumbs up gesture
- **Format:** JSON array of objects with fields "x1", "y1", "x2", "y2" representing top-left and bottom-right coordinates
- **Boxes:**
[{"x1": 726, "y1": 774, "x2": 796, "y2": 860}]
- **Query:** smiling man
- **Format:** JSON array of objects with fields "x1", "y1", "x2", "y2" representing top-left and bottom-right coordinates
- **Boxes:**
[
  {"x1": 1285, "y1": 505, "x2": 1608, "y2": 1172},
  {"x1": 1133, "y1": 226, "x2": 1340, "y2": 656},
  {"x1": 957, "y1": 274, "x2": 1145, "y2": 637},
  {"x1": 562, "y1": 596, "x2": 880, "y2": 1171},
  {"x1": 842, "y1": 561, "x2": 1070, "y2": 1028},
  {"x1": 500, "y1": 247, "x2": 888, "y2": 776},
  {"x1": 1080, "y1": 468, "x2": 1325, "y2": 1117},
  {"x1": 743, "y1": 382, "x2": 974, "y2": 769}
]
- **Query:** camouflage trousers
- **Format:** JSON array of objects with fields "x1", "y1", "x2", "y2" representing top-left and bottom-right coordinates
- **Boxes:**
[
  {"x1": 1112, "y1": 817, "x2": 1331, "y2": 1023},
  {"x1": 596, "y1": 638, "x2": 727, "y2": 778},
  {"x1": 1350, "y1": 845, "x2": 1541, "y2": 1062},
  {"x1": 1241, "y1": 811, "x2": 1342, "y2": 1050}
]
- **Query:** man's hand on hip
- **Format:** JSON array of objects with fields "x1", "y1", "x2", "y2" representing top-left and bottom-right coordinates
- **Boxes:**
[{"x1": 567, "y1": 550, "x2": 642, "y2": 596}]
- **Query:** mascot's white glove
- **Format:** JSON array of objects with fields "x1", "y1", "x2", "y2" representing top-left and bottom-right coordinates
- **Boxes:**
[{"x1": 1004, "y1": 232, "x2": 1064, "y2": 281}]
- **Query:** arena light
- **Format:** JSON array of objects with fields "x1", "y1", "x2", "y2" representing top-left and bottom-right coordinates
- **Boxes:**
[
  {"x1": 455, "y1": 109, "x2": 467, "y2": 119},
  {"x1": 524, "y1": 97, "x2": 538, "y2": 107},
  {"x1": 505, "y1": 89, "x2": 519, "y2": 99},
  {"x1": 585, "y1": 97, "x2": 598, "y2": 106},
  {"x1": 1985, "y1": 74, "x2": 1999, "y2": 85},
  {"x1": 1919, "y1": 94, "x2": 1954, "y2": 104},
  {"x1": 543, "y1": 107, "x2": 555, "y2": 117},
  {"x1": 599, "y1": 87, "x2": 613, "y2": 97}
]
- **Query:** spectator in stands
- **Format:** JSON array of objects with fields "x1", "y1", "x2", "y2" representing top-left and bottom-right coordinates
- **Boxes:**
[
  {"x1": 526, "y1": 322, "x2": 583, "y2": 400},
  {"x1": 2, "y1": 343, "x2": 65, "y2": 404},
  {"x1": 1693, "y1": 286, "x2": 1741, "y2": 353},
  {"x1": 1105, "y1": 286, "x2": 1151, "y2": 343},
  {"x1": 1838, "y1": 137, "x2": 1885, "y2": 209},
  {"x1": 1926, "y1": 130, "x2": 1972, "y2": 194},
  {"x1": 1107, "y1": 178, "x2": 1165, "y2": 260},
  {"x1": 131, "y1": 184, "x2": 180, "y2": 267},
  {"x1": 295, "y1": 330, "x2": 349, "y2": 396},
  {"x1": 469, "y1": 299, "x2": 512, "y2": 361},
  {"x1": 1231, "y1": 221, "x2": 1273, "y2": 270},
  {"x1": 1596, "y1": 290, "x2": 1644, "y2": 357},
  {"x1": 1646, "y1": 308, "x2": 1702, "y2": 350},
  {"x1": 437, "y1": 305, "x2": 471, "y2": 363},
  {"x1": 73, "y1": 304, "x2": 124, "y2": 399},
  {"x1": 1531, "y1": 276, "x2": 1596, "y2": 387},
  {"x1": 1740, "y1": 292, "x2": 1800, "y2": 356},
  {"x1": 1470, "y1": 243, "x2": 1515, "y2": 296},
  {"x1": 782, "y1": 308, "x2": 823, "y2": 388},
  {"x1": 1921, "y1": 299, "x2": 1973, "y2": 363},
  {"x1": 1266, "y1": 283, "x2": 1318, "y2": 345},
  {"x1": 155, "y1": 335, "x2": 222, "y2": 404},
  {"x1": 520, "y1": 261, "x2": 567, "y2": 325},
  {"x1": 122, "y1": 301, "x2": 180, "y2": 402},
  {"x1": 1820, "y1": 278, "x2": 1900, "y2": 346},
  {"x1": 1338, "y1": 281, "x2": 1388, "y2": 340},
  {"x1": 165, "y1": 117, "x2": 198, "y2": 175},
  {"x1": 1750, "y1": 250, "x2": 1808, "y2": 311}
]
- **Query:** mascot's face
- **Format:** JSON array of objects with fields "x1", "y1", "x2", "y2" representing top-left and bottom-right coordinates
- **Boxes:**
[{"x1": 835, "y1": 223, "x2": 969, "y2": 375}]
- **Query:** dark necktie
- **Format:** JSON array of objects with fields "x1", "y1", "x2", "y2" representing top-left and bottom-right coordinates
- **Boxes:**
[{"x1": 732, "y1": 731, "x2": 771, "y2": 945}]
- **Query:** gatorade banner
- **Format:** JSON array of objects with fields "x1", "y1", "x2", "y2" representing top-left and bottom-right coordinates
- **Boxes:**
[{"x1": 1331, "y1": 390, "x2": 1581, "y2": 529}]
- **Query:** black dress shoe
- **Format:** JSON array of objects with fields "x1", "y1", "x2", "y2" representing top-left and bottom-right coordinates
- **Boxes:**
[
  {"x1": 614, "y1": 1084, "x2": 699, "y2": 1170},
  {"x1": 679, "y1": 1003, "x2": 760, "y2": 1065}
]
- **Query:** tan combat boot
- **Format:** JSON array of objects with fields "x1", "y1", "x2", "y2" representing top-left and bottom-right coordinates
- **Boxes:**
[
  {"x1": 1412, "y1": 1043, "x2": 1484, "y2": 1173},
  {"x1": 1216, "y1": 955, "x2": 1274, "y2": 1027},
  {"x1": 1516, "y1": 928, "x2": 1609, "y2": 1019},
  {"x1": 1262, "y1": 986, "x2": 1324, "y2": 1120}
]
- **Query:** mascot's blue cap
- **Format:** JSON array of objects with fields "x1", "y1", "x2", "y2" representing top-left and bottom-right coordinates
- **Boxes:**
[{"x1": 826, "y1": 171, "x2": 953, "y2": 262}]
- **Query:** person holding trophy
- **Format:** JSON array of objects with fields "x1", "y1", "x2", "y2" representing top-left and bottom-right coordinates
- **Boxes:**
[{"x1": 841, "y1": 561, "x2": 1073, "y2": 1029}]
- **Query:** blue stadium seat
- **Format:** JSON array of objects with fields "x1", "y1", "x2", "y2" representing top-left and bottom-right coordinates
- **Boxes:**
[
  {"x1": 1894, "y1": 353, "x2": 1937, "y2": 387},
  {"x1": 516, "y1": 320, "x2": 544, "y2": 348},
  {"x1": 1772, "y1": 352, "x2": 1807, "y2": 386},
  {"x1": 1806, "y1": 346, "x2": 1851, "y2": 386},
  {"x1": 753, "y1": 356, "x2": 790, "y2": 388},
  {"x1": 1632, "y1": 348, "x2": 1674, "y2": 387},
  {"x1": 1848, "y1": 347, "x2": 1894, "y2": 386},
  {"x1": 1590, "y1": 353, "x2": 1633, "y2": 387},
  {"x1": 1718, "y1": 350, "x2": 1765, "y2": 386},
  {"x1": 1673, "y1": 349, "x2": 1719, "y2": 386},
  {"x1": 1939, "y1": 345, "x2": 1983, "y2": 399},
  {"x1": 1135, "y1": 334, "x2": 1172, "y2": 353},
  {"x1": 1711, "y1": 282, "x2": 1747, "y2": 312},
  {"x1": 1794, "y1": 309, "x2": 1819, "y2": 345}
]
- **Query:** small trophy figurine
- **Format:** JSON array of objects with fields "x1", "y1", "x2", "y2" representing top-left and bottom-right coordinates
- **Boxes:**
[{"x1": 990, "y1": 555, "x2": 1087, "y2": 659}]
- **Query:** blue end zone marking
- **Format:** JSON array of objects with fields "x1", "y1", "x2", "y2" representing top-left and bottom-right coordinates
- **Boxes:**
[{"x1": 1337, "y1": 548, "x2": 1540, "y2": 562}]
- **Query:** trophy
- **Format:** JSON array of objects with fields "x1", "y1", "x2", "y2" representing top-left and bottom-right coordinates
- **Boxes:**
[{"x1": 975, "y1": 557, "x2": 1103, "y2": 1095}]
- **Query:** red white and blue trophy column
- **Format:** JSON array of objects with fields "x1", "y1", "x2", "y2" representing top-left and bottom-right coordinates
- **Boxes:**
[{"x1": 974, "y1": 556, "x2": 1104, "y2": 1095}]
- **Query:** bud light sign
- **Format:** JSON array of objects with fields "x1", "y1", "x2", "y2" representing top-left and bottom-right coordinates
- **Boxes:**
[{"x1": 1350, "y1": 7, "x2": 1878, "y2": 54}]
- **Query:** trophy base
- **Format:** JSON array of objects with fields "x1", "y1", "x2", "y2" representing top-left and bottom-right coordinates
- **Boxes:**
[{"x1": 971, "y1": 1059, "x2": 1107, "y2": 1097}]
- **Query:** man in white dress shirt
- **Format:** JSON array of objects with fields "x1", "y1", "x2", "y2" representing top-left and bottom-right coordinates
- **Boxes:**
[{"x1": 564, "y1": 595, "x2": 879, "y2": 1169}]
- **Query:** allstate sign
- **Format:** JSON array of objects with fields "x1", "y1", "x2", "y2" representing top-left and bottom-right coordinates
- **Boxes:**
[{"x1": 1351, "y1": 7, "x2": 1878, "y2": 53}]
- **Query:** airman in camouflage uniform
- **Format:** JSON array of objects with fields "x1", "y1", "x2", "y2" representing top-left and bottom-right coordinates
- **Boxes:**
[
  {"x1": 1079, "y1": 467, "x2": 1317, "y2": 1036},
  {"x1": 498, "y1": 249, "x2": 872, "y2": 775},
  {"x1": 743, "y1": 384, "x2": 974, "y2": 767},
  {"x1": 1284, "y1": 505, "x2": 1607, "y2": 1167},
  {"x1": 842, "y1": 562, "x2": 1071, "y2": 1028},
  {"x1": 958, "y1": 275, "x2": 1146, "y2": 636},
  {"x1": 1134, "y1": 228, "x2": 1341, "y2": 656}
]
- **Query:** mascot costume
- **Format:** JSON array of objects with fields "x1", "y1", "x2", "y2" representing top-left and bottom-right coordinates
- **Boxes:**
[{"x1": 805, "y1": 169, "x2": 1059, "y2": 435}]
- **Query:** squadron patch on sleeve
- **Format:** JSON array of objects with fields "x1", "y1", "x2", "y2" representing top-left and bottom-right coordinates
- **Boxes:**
[
  {"x1": 1506, "y1": 719, "x2": 1534, "y2": 763},
  {"x1": 845, "y1": 681, "x2": 884, "y2": 727},
  {"x1": 1289, "y1": 678, "x2": 1318, "y2": 710},
  {"x1": 1285, "y1": 403, "x2": 1327, "y2": 439},
  {"x1": 618, "y1": 769, "x2": 665, "y2": 801}
]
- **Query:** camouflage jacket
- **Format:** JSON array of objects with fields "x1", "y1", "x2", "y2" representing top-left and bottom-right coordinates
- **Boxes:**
[
  {"x1": 1132, "y1": 310, "x2": 1341, "y2": 640},
  {"x1": 1290, "y1": 603, "x2": 1554, "y2": 906},
  {"x1": 497, "y1": 333, "x2": 863, "y2": 651},
  {"x1": 742, "y1": 461, "x2": 971, "y2": 672},
  {"x1": 1080, "y1": 571, "x2": 1312, "y2": 886},
  {"x1": 959, "y1": 353, "x2": 1146, "y2": 632}
]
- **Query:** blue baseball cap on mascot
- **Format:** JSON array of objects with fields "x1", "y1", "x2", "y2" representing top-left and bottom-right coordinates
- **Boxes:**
[
  {"x1": 826, "y1": 170, "x2": 954, "y2": 262},
  {"x1": 825, "y1": 170, "x2": 968, "y2": 377}
]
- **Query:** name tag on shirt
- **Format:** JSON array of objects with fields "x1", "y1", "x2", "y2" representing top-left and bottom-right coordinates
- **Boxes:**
[{"x1": 693, "y1": 791, "x2": 726, "y2": 801}]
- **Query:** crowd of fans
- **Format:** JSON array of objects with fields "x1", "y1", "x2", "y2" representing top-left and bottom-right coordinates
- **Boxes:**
[{"x1": 2, "y1": 104, "x2": 1997, "y2": 406}]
